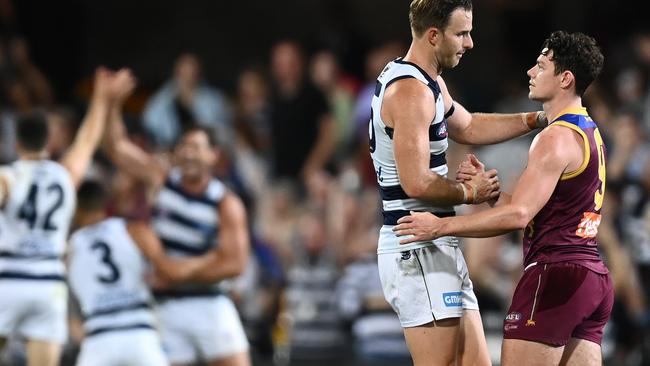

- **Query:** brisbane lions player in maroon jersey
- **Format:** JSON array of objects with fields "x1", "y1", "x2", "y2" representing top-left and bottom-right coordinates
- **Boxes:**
[{"x1": 393, "y1": 31, "x2": 611, "y2": 366}]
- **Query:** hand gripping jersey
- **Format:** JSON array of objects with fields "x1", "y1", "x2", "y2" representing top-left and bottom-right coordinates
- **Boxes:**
[
  {"x1": 369, "y1": 59, "x2": 456, "y2": 254},
  {"x1": 523, "y1": 107, "x2": 608, "y2": 273},
  {"x1": 68, "y1": 218, "x2": 157, "y2": 336},
  {"x1": 0, "y1": 160, "x2": 75, "y2": 281}
]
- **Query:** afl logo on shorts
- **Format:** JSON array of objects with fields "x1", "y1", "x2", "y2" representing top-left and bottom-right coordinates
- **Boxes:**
[{"x1": 505, "y1": 312, "x2": 522, "y2": 322}]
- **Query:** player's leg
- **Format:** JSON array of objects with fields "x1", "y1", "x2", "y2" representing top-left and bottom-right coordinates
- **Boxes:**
[
  {"x1": 501, "y1": 339, "x2": 563, "y2": 366},
  {"x1": 458, "y1": 309, "x2": 491, "y2": 366},
  {"x1": 22, "y1": 282, "x2": 67, "y2": 366},
  {"x1": 559, "y1": 272, "x2": 613, "y2": 366},
  {"x1": 558, "y1": 338, "x2": 601, "y2": 366},
  {"x1": 25, "y1": 340, "x2": 62, "y2": 366},
  {"x1": 456, "y1": 246, "x2": 491, "y2": 366},
  {"x1": 403, "y1": 318, "x2": 460, "y2": 366}
]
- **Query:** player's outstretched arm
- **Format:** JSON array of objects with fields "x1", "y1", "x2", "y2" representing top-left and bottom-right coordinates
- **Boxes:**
[
  {"x1": 385, "y1": 79, "x2": 499, "y2": 205},
  {"x1": 59, "y1": 68, "x2": 112, "y2": 188},
  {"x1": 395, "y1": 126, "x2": 575, "y2": 242},
  {"x1": 103, "y1": 74, "x2": 166, "y2": 192},
  {"x1": 437, "y1": 77, "x2": 546, "y2": 145}
]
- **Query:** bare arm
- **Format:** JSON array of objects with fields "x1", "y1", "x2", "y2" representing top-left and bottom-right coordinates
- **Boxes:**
[
  {"x1": 126, "y1": 220, "x2": 213, "y2": 281},
  {"x1": 438, "y1": 77, "x2": 544, "y2": 145},
  {"x1": 384, "y1": 79, "x2": 498, "y2": 205},
  {"x1": 0, "y1": 172, "x2": 9, "y2": 208},
  {"x1": 103, "y1": 75, "x2": 166, "y2": 192},
  {"x1": 395, "y1": 125, "x2": 581, "y2": 241},
  {"x1": 59, "y1": 69, "x2": 112, "y2": 188}
]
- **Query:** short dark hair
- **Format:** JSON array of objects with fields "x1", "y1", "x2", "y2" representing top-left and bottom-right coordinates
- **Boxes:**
[
  {"x1": 16, "y1": 115, "x2": 49, "y2": 152},
  {"x1": 178, "y1": 123, "x2": 219, "y2": 148},
  {"x1": 77, "y1": 180, "x2": 108, "y2": 212},
  {"x1": 409, "y1": 0, "x2": 472, "y2": 37},
  {"x1": 542, "y1": 31, "x2": 604, "y2": 96}
]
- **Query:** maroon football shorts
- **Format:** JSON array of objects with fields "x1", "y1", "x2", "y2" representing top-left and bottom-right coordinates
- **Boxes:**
[{"x1": 503, "y1": 261, "x2": 613, "y2": 347}]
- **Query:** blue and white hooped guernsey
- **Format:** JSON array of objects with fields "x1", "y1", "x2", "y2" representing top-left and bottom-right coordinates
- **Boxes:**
[{"x1": 370, "y1": 58, "x2": 457, "y2": 254}]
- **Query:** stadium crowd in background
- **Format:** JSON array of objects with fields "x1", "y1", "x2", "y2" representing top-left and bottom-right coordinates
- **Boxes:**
[{"x1": 0, "y1": 0, "x2": 649, "y2": 365}]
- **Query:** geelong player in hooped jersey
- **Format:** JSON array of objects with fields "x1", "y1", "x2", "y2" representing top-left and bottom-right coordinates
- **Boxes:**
[
  {"x1": 0, "y1": 69, "x2": 127, "y2": 366},
  {"x1": 395, "y1": 31, "x2": 612, "y2": 365},
  {"x1": 69, "y1": 181, "x2": 169, "y2": 366},
  {"x1": 371, "y1": 1, "x2": 550, "y2": 365},
  {"x1": 103, "y1": 85, "x2": 250, "y2": 366}
]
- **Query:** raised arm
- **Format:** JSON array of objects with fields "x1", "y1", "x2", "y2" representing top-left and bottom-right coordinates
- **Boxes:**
[
  {"x1": 103, "y1": 71, "x2": 166, "y2": 192},
  {"x1": 384, "y1": 78, "x2": 499, "y2": 205},
  {"x1": 395, "y1": 125, "x2": 580, "y2": 241},
  {"x1": 438, "y1": 77, "x2": 546, "y2": 145},
  {"x1": 0, "y1": 168, "x2": 13, "y2": 209},
  {"x1": 59, "y1": 68, "x2": 112, "y2": 188}
]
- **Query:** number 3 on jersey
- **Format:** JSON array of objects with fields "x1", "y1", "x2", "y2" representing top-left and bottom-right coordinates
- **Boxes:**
[
  {"x1": 593, "y1": 129, "x2": 606, "y2": 210},
  {"x1": 92, "y1": 241, "x2": 121, "y2": 284}
]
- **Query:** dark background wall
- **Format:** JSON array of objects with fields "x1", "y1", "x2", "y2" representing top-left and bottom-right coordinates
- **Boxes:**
[{"x1": 7, "y1": 0, "x2": 648, "y2": 109}]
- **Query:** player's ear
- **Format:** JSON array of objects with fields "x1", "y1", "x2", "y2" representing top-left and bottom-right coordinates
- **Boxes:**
[
  {"x1": 427, "y1": 27, "x2": 440, "y2": 46},
  {"x1": 560, "y1": 70, "x2": 575, "y2": 91}
]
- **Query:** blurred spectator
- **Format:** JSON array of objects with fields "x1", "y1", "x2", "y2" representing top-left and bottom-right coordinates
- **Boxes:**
[
  {"x1": 281, "y1": 206, "x2": 348, "y2": 365},
  {"x1": 268, "y1": 40, "x2": 335, "y2": 185},
  {"x1": 231, "y1": 67, "x2": 272, "y2": 203},
  {"x1": 6, "y1": 37, "x2": 54, "y2": 106},
  {"x1": 142, "y1": 53, "x2": 233, "y2": 149},
  {"x1": 337, "y1": 254, "x2": 410, "y2": 365},
  {"x1": 335, "y1": 184, "x2": 409, "y2": 365},
  {"x1": 310, "y1": 50, "x2": 359, "y2": 163}
]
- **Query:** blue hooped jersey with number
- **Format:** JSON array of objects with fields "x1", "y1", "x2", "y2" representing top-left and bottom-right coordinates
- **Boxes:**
[
  {"x1": 0, "y1": 160, "x2": 76, "y2": 280},
  {"x1": 370, "y1": 59, "x2": 455, "y2": 219},
  {"x1": 68, "y1": 217, "x2": 157, "y2": 336}
]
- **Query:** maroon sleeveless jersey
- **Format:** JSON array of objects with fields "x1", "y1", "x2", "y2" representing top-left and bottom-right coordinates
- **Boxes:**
[{"x1": 522, "y1": 108, "x2": 608, "y2": 274}]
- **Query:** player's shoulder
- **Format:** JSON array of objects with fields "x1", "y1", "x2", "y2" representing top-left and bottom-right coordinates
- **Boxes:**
[
  {"x1": 531, "y1": 124, "x2": 579, "y2": 159},
  {"x1": 383, "y1": 77, "x2": 434, "y2": 104}
]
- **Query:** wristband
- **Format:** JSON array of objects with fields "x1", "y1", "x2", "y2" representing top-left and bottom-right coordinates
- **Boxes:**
[{"x1": 460, "y1": 182, "x2": 476, "y2": 204}]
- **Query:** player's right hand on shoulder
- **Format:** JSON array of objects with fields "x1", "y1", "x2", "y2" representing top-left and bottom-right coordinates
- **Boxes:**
[{"x1": 465, "y1": 167, "x2": 500, "y2": 204}]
